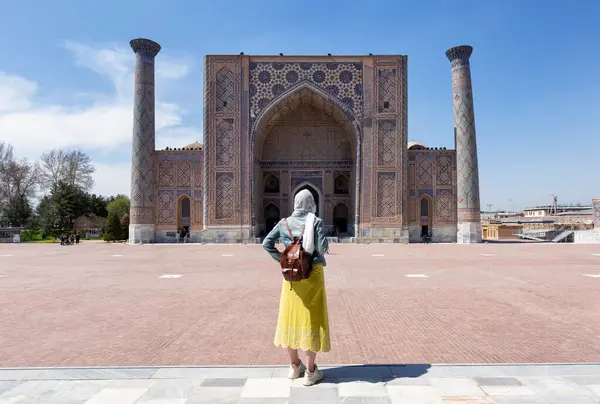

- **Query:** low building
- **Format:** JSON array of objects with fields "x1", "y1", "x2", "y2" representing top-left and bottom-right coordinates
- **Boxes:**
[
  {"x1": 482, "y1": 223, "x2": 523, "y2": 240},
  {"x1": 0, "y1": 227, "x2": 24, "y2": 243},
  {"x1": 524, "y1": 205, "x2": 591, "y2": 217}
]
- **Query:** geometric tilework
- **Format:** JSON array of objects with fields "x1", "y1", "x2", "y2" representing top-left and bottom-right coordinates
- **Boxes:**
[
  {"x1": 157, "y1": 190, "x2": 175, "y2": 224},
  {"x1": 194, "y1": 200, "x2": 203, "y2": 225},
  {"x1": 177, "y1": 158, "x2": 191, "y2": 187},
  {"x1": 215, "y1": 120, "x2": 235, "y2": 166},
  {"x1": 449, "y1": 49, "x2": 481, "y2": 221},
  {"x1": 215, "y1": 172, "x2": 234, "y2": 219},
  {"x1": 436, "y1": 155, "x2": 453, "y2": 186},
  {"x1": 130, "y1": 53, "x2": 157, "y2": 224},
  {"x1": 249, "y1": 62, "x2": 363, "y2": 126},
  {"x1": 205, "y1": 56, "x2": 241, "y2": 227},
  {"x1": 435, "y1": 189, "x2": 453, "y2": 223},
  {"x1": 417, "y1": 154, "x2": 432, "y2": 185},
  {"x1": 216, "y1": 67, "x2": 235, "y2": 112},
  {"x1": 377, "y1": 120, "x2": 396, "y2": 166},
  {"x1": 378, "y1": 69, "x2": 396, "y2": 113},
  {"x1": 193, "y1": 160, "x2": 203, "y2": 188},
  {"x1": 158, "y1": 158, "x2": 174, "y2": 186},
  {"x1": 376, "y1": 172, "x2": 396, "y2": 217}
]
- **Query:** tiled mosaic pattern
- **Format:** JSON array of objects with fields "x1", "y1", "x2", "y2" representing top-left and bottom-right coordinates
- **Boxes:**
[
  {"x1": 157, "y1": 190, "x2": 175, "y2": 224},
  {"x1": 377, "y1": 120, "x2": 397, "y2": 166},
  {"x1": 436, "y1": 155, "x2": 453, "y2": 186},
  {"x1": 417, "y1": 154, "x2": 433, "y2": 186},
  {"x1": 2, "y1": 365, "x2": 600, "y2": 403},
  {"x1": 249, "y1": 62, "x2": 363, "y2": 127},
  {"x1": 435, "y1": 188, "x2": 454, "y2": 223},
  {"x1": 130, "y1": 41, "x2": 160, "y2": 225},
  {"x1": 204, "y1": 57, "x2": 242, "y2": 226},
  {"x1": 376, "y1": 172, "x2": 396, "y2": 217},
  {"x1": 177, "y1": 158, "x2": 191, "y2": 187},
  {"x1": 593, "y1": 199, "x2": 600, "y2": 229},
  {"x1": 156, "y1": 154, "x2": 204, "y2": 227},
  {"x1": 215, "y1": 172, "x2": 234, "y2": 219},
  {"x1": 447, "y1": 46, "x2": 481, "y2": 224}
]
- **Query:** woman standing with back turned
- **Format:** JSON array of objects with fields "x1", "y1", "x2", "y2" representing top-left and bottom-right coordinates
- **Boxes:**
[{"x1": 262, "y1": 189, "x2": 330, "y2": 386}]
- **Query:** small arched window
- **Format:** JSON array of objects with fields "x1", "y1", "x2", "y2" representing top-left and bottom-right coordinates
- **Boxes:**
[
  {"x1": 264, "y1": 173, "x2": 280, "y2": 193},
  {"x1": 334, "y1": 175, "x2": 349, "y2": 195},
  {"x1": 420, "y1": 197, "x2": 430, "y2": 217}
]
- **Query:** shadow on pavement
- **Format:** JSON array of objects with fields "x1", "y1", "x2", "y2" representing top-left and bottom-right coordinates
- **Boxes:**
[{"x1": 322, "y1": 363, "x2": 431, "y2": 383}]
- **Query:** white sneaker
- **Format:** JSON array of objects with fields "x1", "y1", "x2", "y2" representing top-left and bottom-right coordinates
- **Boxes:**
[
  {"x1": 288, "y1": 361, "x2": 306, "y2": 379},
  {"x1": 303, "y1": 364, "x2": 324, "y2": 386}
]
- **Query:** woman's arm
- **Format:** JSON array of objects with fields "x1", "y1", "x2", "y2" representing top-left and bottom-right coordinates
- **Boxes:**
[
  {"x1": 314, "y1": 218, "x2": 329, "y2": 256},
  {"x1": 262, "y1": 221, "x2": 282, "y2": 262}
]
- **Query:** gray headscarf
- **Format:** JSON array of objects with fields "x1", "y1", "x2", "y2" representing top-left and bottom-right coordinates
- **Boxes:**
[{"x1": 293, "y1": 189, "x2": 316, "y2": 254}]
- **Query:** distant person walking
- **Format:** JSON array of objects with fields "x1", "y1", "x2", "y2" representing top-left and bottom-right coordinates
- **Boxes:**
[
  {"x1": 180, "y1": 227, "x2": 187, "y2": 243},
  {"x1": 262, "y1": 190, "x2": 330, "y2": 386},
  {"x1": 75, "y1": 233, "x2": 80, "y2": 244}
]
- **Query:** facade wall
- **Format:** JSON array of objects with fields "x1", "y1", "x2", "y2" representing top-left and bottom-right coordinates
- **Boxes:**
[
  {"x1": 407, "y1": 149, "x2": 457, "y2": 243},
  {"x1": 147, "y1": 54, "x2": 459, "y2": 243},
  {"x1": 359, "y1": 56, "x2": 409, "y2": 241},
  {"x1": 154, "y1": 150, "x2": 204, "y2": 243},
  {"x1": 199, "y1": 54, "x2": 413, "y2": 242}
]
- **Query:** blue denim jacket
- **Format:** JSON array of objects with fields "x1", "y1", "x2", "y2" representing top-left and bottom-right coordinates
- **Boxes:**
[{"x1": 262, "y1": 211, "x2": 328, "y2": 266}]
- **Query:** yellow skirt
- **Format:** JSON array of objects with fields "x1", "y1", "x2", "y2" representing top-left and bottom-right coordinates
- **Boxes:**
[{"x1": 274, "y1": 264, "x2": 331, "y2": 352}]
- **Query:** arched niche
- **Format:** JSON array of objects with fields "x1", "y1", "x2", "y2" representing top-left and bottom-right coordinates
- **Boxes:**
[
  {"x1": 264, "y1": 203, "x2": 280, "y2": 234},
  {"x1": 333, "y1": 203, "x2": 350, "y2": 233},
  {"x1": 334, "y1": 174, "x2": 350, "y2": 195},
  {"x1": 177, "y1": 194, "x2": 192, "y2": 232},
  {"x1": 251, "y1": 84, "x2": 361, "y2": 236},
  {"x1": 419, "y1": 195, "x2": 433, "y2": 237}
]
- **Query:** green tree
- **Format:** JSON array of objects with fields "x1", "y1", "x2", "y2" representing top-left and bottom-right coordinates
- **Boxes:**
[
  {"x1": 88, "y1": 194, "x2": 109, "y2": 217},
  {"x1": 120, "y1": 213, "x2": 130, "y2": 240},
  {"x1": 48, "y1": 181, "x2": 89, "y2": 231},
  {"x1": 106, "y1": 195, "x2": 130, "y2": 218},
  {"x1": 36, "y1": 195, "x2": 57, "y2": 237},
  {"x1": 104, "y1": 210, "x2": 123, "y2": 242},
  {"x1": 4, "y1": 194, "x2": 32, "y2": 228}
]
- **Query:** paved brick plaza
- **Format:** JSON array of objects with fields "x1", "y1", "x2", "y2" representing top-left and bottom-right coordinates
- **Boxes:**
[{"x1": 0, "y1": 242, "x2": 599, "y2": 367}]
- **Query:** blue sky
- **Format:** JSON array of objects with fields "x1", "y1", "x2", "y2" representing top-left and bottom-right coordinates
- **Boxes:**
[{"x1": 0, "y1": 0, "x2": 598, "y2": 211}]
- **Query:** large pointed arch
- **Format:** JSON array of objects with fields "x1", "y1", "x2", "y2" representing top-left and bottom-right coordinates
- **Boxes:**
[
  {"x1": 251, "y1": 82, "x2": 361, "y2": 146},
  {"x1": 250, "y1": 83, "x2": 362, "y2": 236}
]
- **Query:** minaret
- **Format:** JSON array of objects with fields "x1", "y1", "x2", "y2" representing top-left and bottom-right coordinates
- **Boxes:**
[
  {"x1": 128, "y1": 38, "x2": 161, "y2": 244},
  {"x1": 446, "y1": 45, "x2": 482, "y2": 243}
]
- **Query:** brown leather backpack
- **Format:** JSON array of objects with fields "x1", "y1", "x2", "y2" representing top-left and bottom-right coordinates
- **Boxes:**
[{"x1": 279, "y1": 218, "x2": 313, "y2": 289}]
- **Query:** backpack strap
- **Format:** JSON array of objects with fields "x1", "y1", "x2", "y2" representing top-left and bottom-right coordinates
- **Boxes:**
[
  {"x1": 283, "y1": 219, "x2": 294, "y2": 239},
  {"x1": 283, "y1": 218, "x2": 306, "y2": 242}
]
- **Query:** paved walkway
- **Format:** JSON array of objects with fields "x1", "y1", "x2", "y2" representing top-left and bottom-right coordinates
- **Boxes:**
[
  {"x1": 2, "y1": 243, "x2": 600, "y2": 367},
  {"x1": 1, "y1": 364, "x2": 600, "y2": 403}
]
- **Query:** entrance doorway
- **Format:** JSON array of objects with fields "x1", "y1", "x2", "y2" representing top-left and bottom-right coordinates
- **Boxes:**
[
  {"x1": 294, "y1": 184, "x2": 320, "y2": 217},
  {"x1": 264, "y1": 203, "x2": 280, "y2": 234},
  {"x1": 178, "y1": 196, "x2": 191, "y2": 242},
  {"x1": 333, "y1": 203, "x2": 349, "y2": 234},
  {"x1": 419, "y1": 196, "x2": 431, "y2": 240}
]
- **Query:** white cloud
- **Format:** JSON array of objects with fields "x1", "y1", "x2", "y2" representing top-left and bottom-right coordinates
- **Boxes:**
[
  {"x1": 0, "y1": 73, "x2": 38, "y2": 112},
  {"x1": 93, "y1": 162, "x2": 131, "y2": 197},
  {"x1": 0, "y1": 41, "x2": 201, "y2": 196}
]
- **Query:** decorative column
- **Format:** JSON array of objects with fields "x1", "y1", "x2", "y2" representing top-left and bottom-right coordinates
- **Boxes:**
[
  {"x1": 446, "y1": 45, "x2": 482, "y2": 243},
  {"x1": 128, "y1": 38, "x2": 161, "y2": 244}
]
